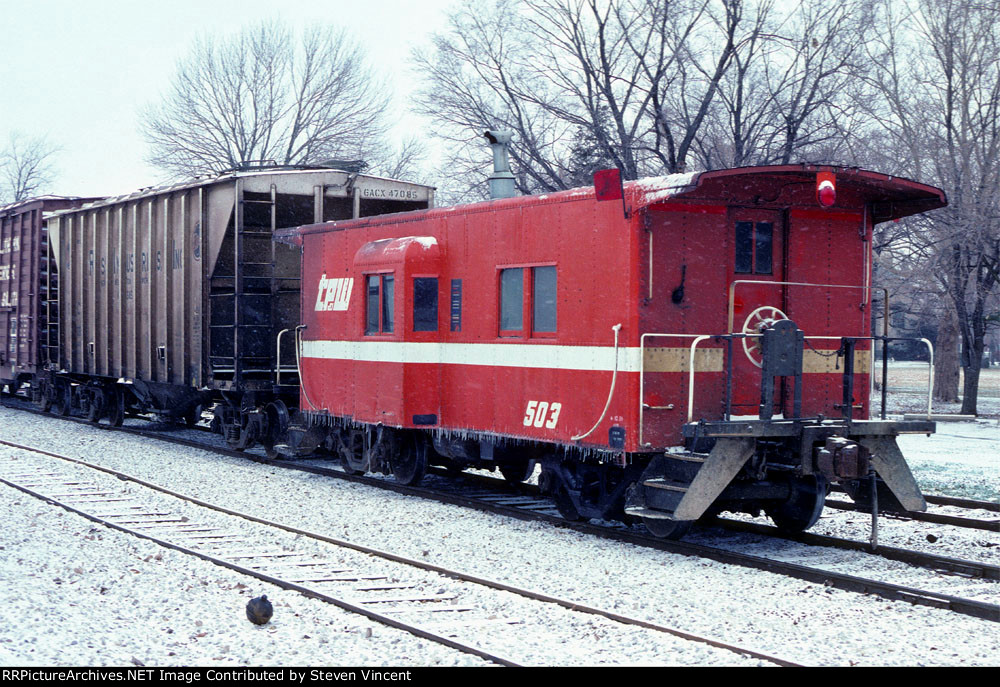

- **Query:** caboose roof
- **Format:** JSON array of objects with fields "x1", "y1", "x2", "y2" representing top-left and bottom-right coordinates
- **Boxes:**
[
  {"x1": 658, "y1": 165, "x2": 947, "y2": 222},
  {"x1": 276, "y1": 164, "x2": 946, "y2": 245}
]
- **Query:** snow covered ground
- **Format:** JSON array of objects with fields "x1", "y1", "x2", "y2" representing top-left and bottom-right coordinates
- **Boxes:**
[{"x1": 0, "y1": 400, "x2": 996, "y2": 667}]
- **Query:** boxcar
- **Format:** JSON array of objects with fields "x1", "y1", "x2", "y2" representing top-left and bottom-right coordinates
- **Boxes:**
[
  {"x1": 44, "y1": 167, "x2": 434, "y2": 449},
  {"x1": 276, "y1": 164, "x2": 947, "y2": 537}
]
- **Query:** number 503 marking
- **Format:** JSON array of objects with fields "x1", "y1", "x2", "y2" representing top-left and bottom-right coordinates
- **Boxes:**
[{"x1": 523, "y1": 401, "x2": 562, "y2": 429}]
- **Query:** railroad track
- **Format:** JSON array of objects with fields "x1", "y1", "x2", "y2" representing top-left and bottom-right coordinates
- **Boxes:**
[
  {"x1": 409, "y1": 471, "x2": 999, "y2": 620},
  {"x1": 825, "y1": 488, "x2": 999, "y2": 532},
  {"x1": 0, "y1": 439, "x2": 799, "y2": 667},
  {"x1": 2, "y1": 395, "x2": 998, "y2": 625}
]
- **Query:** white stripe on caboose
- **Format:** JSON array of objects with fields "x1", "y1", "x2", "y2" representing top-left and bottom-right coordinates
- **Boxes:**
[
  {"x1": 301, "y1": 339, "x2": 641, "y2": 373},
  {"x1": 300, "y1": 340, "x2": 856, "y2": 374}
]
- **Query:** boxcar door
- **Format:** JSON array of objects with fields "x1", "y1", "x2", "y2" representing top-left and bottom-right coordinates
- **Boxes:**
[{"x1": 727, "y1": 208, "x2": 785, "y2": 414}]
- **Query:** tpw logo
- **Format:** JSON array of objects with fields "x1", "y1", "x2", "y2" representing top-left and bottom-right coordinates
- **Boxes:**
[{"x1": 315, "y1": 274, "x2": 353, "y2": 311}]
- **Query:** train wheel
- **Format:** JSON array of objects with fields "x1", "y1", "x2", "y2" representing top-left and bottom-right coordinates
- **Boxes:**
[
  {"x1": 499, "y1": 459, "x2": 536, "y2": 484},
  {"x1": 107, "y1": 388, "x2": 125, "y2": 427},
  {"x1": 86, "y1": 388, "x2": 106, "y2": 423},
  {"x1": 553, "y1": 486, "x2": 586, "y2": 522},
  {"x1": 54, "y1": 383, "x2": 72, "y2": 417},
  {"x1": 391, "y1": 435, "x2": 428, "y2": 486},
  {"x1": 765, "y1": 474, "x2": 828, "y2": 533},
  {"x1": 261, "y1": 402, "x2": 289, "y2": 460},
  {"x1": 184, "y1": 404, "x2": 203, "y2": 428},
  {"x1": 642, "y1": 517, "x2": 692, "y2": 540},
  {"x1": 339, "y1": 429, "x2": 367, "y2": 475},
  {"x1": 36, "y1": 380, "x2": 53, "y2": 413},
  {"x1": 262, "y1": 440, "x2": 282, "y2": 460}
]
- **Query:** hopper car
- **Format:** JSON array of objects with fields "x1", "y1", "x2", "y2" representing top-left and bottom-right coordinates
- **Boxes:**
[{"x1": 27, "y1": 167, "x2": 434, "y2": 452}]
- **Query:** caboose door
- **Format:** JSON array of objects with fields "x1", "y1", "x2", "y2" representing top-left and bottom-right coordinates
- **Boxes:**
[{"x1": 727, "y1": 208, "x2": 785, "y2": 414}]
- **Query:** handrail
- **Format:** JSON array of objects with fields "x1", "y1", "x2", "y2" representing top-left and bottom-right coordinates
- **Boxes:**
[
  {"x1": 295, "y1": 325, "x2": 319, "y2": 411},
  {"x1": 919, "y1": 338, "x2": 934, "y2": 418},
  {"x1": 639, "y1": 331, "x2": 935, "y2": 448},
  {"x1": 572, "y1": 324, "x2": 622, "y2": 442},
  {"x1": 638, "y1": 332, "x2": 705, "y2": 447},
  {"x1": 687, "y1": 336, "x2": 712, "y2": 423},
  {"x1": 275, "y1": 328, "x2": 291, "y2": 385},
  {"x1": 727, "y1": 280, "x2": 889, "y2": 340}
]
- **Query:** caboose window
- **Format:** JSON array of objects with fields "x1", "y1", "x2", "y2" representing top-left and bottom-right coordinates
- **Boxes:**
[
  {"x1": 735, "y1": 222, "x2": 753, "y2": 273},
  {"x1": 413, "y1": 277, "x2": 438, "y2": 331},
  {"x1": 382, "y1": 275, "x2": 394, "y2": 333},
  {"x1": 499, "y1": 265, "x2": 557, "y2": 337},
  {"x1": 532, "y1": 266, "x2": 557, "y2": 333},
  {"x1": 735, "y1": 221, "x2": 773, "y2": 275},
  {"x1": 754, "y1": 222, "x2": 773, "y2": 274},
  {"x1": 366, "y1": 276, "x2": 380, "y2": 334},
  {"x1": 500, "y1": 268, "x2": 524, "y2": 333},
  {"x1": 365, "y1": 273, "x2": 394, "y2": 335}
]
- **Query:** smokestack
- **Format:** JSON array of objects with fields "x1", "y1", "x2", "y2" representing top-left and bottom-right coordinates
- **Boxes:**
[{"x1": 484, "y1": 130, "x2": 515, "y2": 199}]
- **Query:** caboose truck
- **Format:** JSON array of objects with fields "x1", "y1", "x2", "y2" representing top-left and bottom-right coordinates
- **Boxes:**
[{"x1": 276, "y1": 150, "x2": 947, "y2": 539}]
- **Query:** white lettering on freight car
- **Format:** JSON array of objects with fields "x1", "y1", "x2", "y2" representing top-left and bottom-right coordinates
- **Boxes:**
[
  {"x1": 315, "y1": 274, "x2": 354, "y2": 312},
  {"x1": 360, "y1": 188, "x2": 422, "y2": 200},
  {"x1": 0, "y1": 237, "x2": 20, "y2": 255}
]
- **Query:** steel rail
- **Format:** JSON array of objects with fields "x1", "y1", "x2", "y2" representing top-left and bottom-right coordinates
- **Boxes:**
[
  {"x1": 822, "y1": 498, "x2": 999, "y2": 533},
  {"x1": 709, "y1": 517, "x2": 999, "y2": 581},
  {"x1": 0, "y1": 438, "x2": 804, "y2": 667},
  {"x1": 1, "y1": 399, "x2": 997, "y2": 624},
  {"x1": 0, "y1": 462, "x2": 520, "y2": 667}
]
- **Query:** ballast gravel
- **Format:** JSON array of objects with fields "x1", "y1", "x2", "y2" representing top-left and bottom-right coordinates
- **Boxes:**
[{"x1": 0, "y1": 404, "x2": 996, "y2": 667}]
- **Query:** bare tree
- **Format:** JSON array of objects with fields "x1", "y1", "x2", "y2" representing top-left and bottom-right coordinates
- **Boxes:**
[
  {"x1": 412, "y1": 0, "x2": 749, "y2": 200},
  {"x1": 694, "y1": 1, "x2": 873, "y2": 170},
  {"x1": 411, "y1": 0, "x2": 580, "y2": 200},
  {"x1": 142, "y1": 22, "x2": 394, "y2": 178},
  {"x1": 0, "y1": 132, "x2": 59, "y2": 203}
]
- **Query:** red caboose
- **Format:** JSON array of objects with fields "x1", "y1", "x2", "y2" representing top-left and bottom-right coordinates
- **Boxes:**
[{"x1": 276, "y1": 165, "x2": 946, "y2": 537}]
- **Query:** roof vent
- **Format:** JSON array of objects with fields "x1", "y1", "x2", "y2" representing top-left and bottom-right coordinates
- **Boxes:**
[{"x1": 484, "y1": 130, "x2": 515, "y2": 199}]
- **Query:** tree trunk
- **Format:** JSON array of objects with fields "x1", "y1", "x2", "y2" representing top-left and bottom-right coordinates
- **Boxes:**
[
  {"x1": 933, "y1": 304, "x2": 960, "y2": 402},
  {"x1": 960, "y1": 336, "x2": 984, "y2": 416}
]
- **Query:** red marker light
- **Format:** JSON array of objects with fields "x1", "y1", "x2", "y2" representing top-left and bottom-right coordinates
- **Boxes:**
[{"x1": 817, "y1": 172, "x2": 836, "y2": 208}]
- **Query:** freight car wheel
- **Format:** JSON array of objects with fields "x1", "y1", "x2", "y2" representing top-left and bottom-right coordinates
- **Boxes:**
[
  {"x1": 86, "y1": 389, "x2": 105, "y2": 423},
  {"x1": 642, "y1": 516, "x2": 692, "y2": 539},
  {"x1": 107, "y1": 388, "x2": 125, "y2": 428},
  {"x1": 261, "y1": 402, "x2": 289, "y2": 460},
  {"x1": 184, "y1": 405, "x2": 203, "y2": 428},
  {"x1": 260, "y1": 429, "x2": 281, "y2": 460},
  {"x1": 53, "y1": 383, "x2": 72, "y2": 417},
  {"x1": 36, "y1": 381, "x2": 53, "y2": 413},
  {"x1": 765, "y1": 474, "x2": 828, "y2": 533}
]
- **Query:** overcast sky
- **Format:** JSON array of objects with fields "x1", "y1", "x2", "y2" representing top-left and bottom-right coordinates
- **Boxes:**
[{"x1": 0, "y1": 0, "x2": 453, "y2": 198}]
